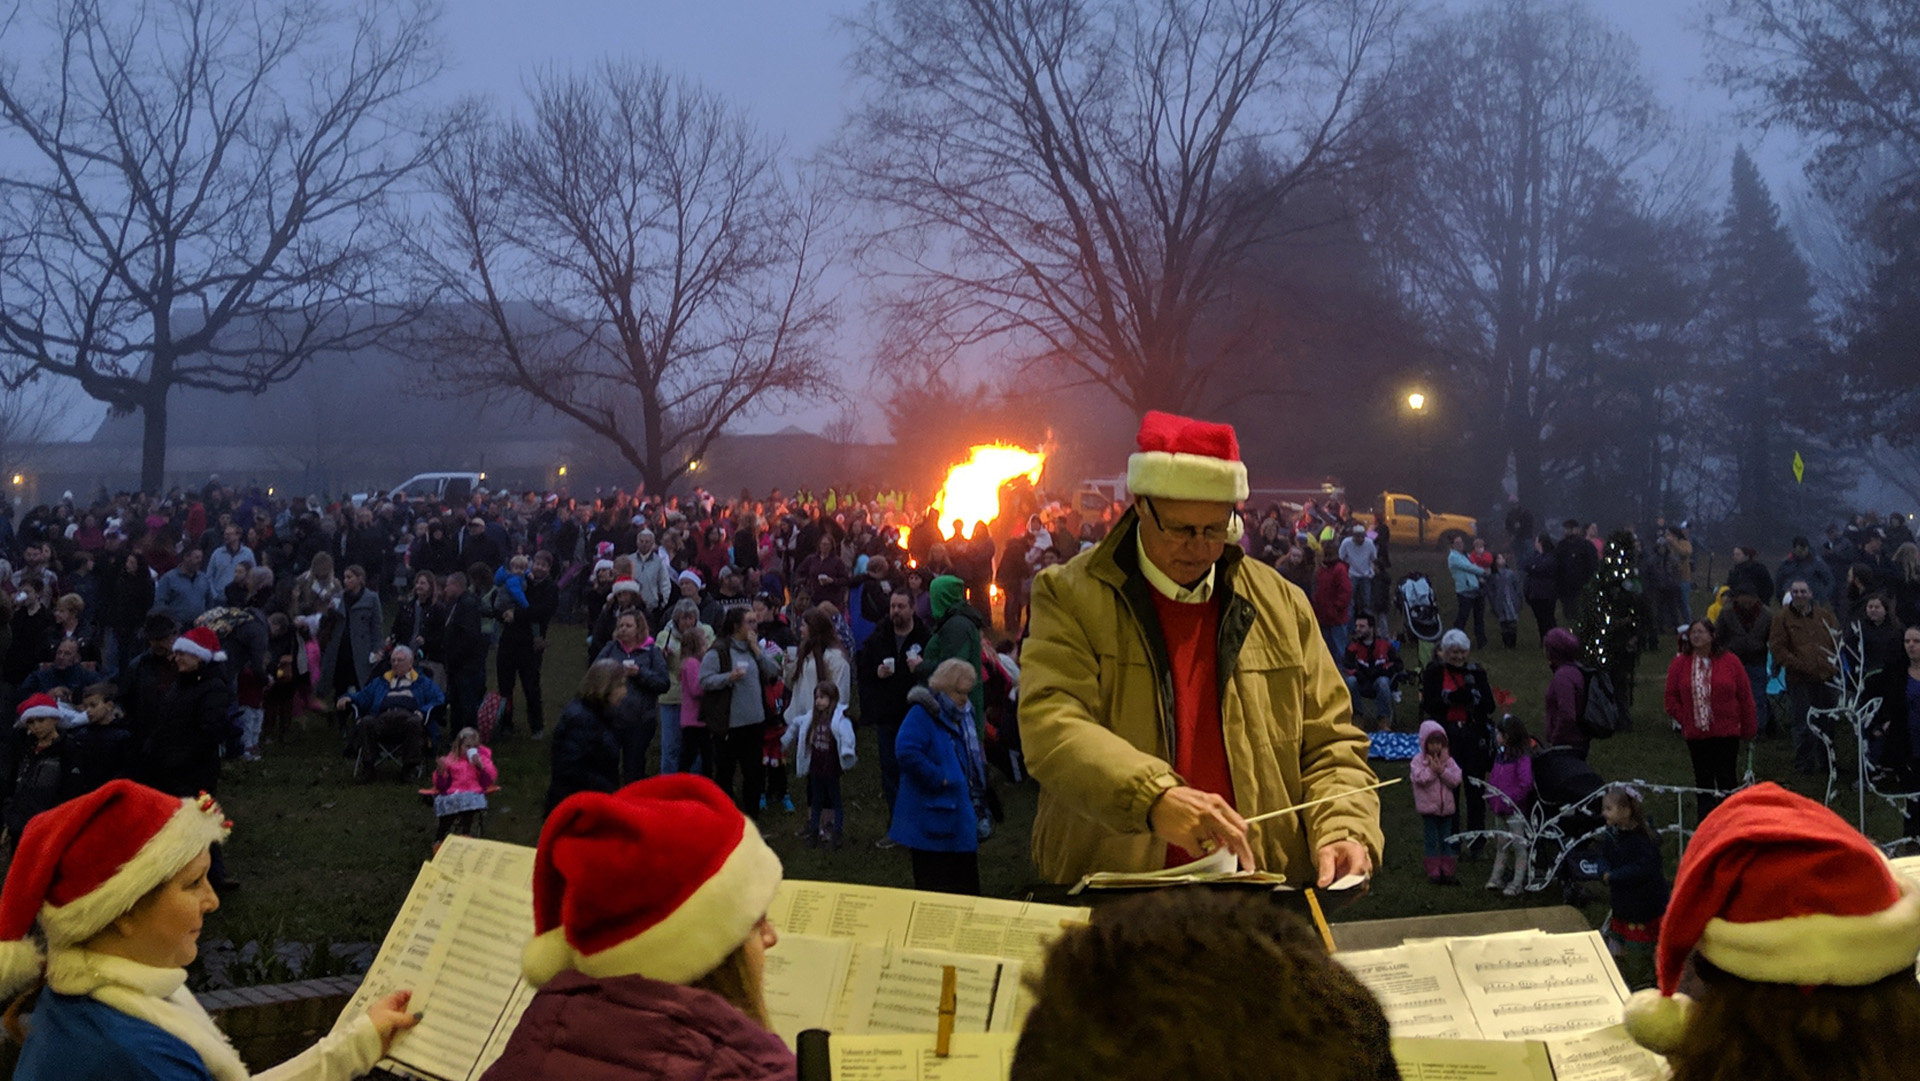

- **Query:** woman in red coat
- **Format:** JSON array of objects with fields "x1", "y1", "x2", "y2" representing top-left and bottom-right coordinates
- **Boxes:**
[{"x1": 1664, "y1": 619, "x2": 1756, "y2": 818}]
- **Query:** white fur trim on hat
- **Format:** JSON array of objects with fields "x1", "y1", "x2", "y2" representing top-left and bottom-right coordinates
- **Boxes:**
[
  {"x1": 170, "y1": 635, "x2": 226, "y2": 665},
  {"x1": 593, "y1": 559, "x2": 616, "y2": 576},
  {"x1": 0, "y1": 940, "x2": 43, "y2": 998},
  {"x1": 1623, "y1": 987, "x2": 1691, "y2": 1054},
  {"x1": 610, "y1": 579, "x2": 641, "y2": 597},
  {"x1": 15, "y1": 704, "x2": 60, "y2": 725},
  {"x1": 38, "y1": 798, "x2": 231, "y2": 947},
  {"x1": 521, "y1": 824, "x2": 782, "y2": 988},
  {"x1": 1127, "y1": 451, "x2": 1249, "y2": 504},
  {"x1": 1696, "y1": 875, "x2": 1920, "y2": 986}
]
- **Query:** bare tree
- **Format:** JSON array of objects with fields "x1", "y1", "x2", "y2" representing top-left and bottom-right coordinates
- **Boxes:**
[
  {"x1": 407, "y1": 61, "x2": 838, "y2": 496},
  {"x1": 1361, "y1": 0, "x2": 1669, "y2": 505},
  {"x1": 0, "y1": 0, "x2": 454, "y2": 492},
  {"x1": 842, "y1": 0, "x2": 1403, "y2": 418}
]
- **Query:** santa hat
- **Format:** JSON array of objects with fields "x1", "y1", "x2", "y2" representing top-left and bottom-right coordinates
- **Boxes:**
[
  {"x1": 592, "y1": 558, "x2": 616, "y2": 577},
  {"x1": 1624, "y1": 783, "x2": 1920, "y2": 1053},
  {"x1": 677, "y1": 569, "x2": 704, "y2": 589},
  {"x1": 521, "y1": 775, "x2": 781, "y2": 988},
  {"x1": 0, "y1": 781, "x2": 231, "y2": 996},
  {"x1": 15, "y1": 694, "x2": 61, "y2": 728},
  {"x1": 1127, "y1": 411, "x2": 1250, "y2": 505},
  {"x1": 609, "y1": 577, "x2": 641, "y2": 598},
  {"x1": 171, "y1": 626, "x2": 227, "y2": 664}
]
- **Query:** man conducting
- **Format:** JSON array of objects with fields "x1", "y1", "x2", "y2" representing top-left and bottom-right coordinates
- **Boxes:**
[{"x1": 1021, "y1": 411, "x2": 1382, "y2": 887}]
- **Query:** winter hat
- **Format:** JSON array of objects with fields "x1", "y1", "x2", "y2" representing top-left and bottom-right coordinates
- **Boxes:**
[
  {"x1": 609, "y1": 577, "x2": 641, "y2": 598},
  {"x1": 15, "y1": 694, "x2": 61, "y2": 728},
  {"x1": 1126, "y1": 411, "x2": 1250, "y2": 506},
  {"x1": 1624, "y1": 783, "x2": 1920, "y2": 1053},
  {"x1": 0, "y1": 781, "x2": 231, "y2": 996},
  {"x1": 171, "y1": 626, "x2": 226, "y2": 664},
  {"x1": 677, "y1": 569, "x2": 704, "y2": 589},
  {"x1": 930, "y1": 575, "x2": 966, "y2": 621},
  {"x1": 592, "y1": 558, "x2": 616, "y2": 577},
  {"x1": 521, "y1": 775, "x2": 782, "y2": 988}
]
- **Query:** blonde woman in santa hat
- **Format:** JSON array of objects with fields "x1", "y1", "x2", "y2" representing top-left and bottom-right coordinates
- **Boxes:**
[
  {"x1": 1625, "y1": 783, "x2": 1920, "y2": 1081},
  {"x1": 481, "y1": 774, "x2": 794, "y2": 1080},
  {"x1": 0, "y1": 780, "x2": 420, "y2": 1080}
]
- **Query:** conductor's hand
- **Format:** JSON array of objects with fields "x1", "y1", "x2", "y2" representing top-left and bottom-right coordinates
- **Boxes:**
[
  {"x1": 368, "y1": 989, "x2": 422, "y2": 1054},
  {"x1": 1315, "y1": 840, "x2": 1373, "y2": 888},
  {"x1": 1148, "y1": 786, "x2": 1256, "y2": 871}
]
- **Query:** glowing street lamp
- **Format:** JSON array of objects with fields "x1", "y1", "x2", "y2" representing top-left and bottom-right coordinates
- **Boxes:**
[
  {"x1": 557, "y1": 465, "x2": 568, "y2": 478},
  {"x1": 1406, "y1": 391, "x2": 1426, "y2": 412}
]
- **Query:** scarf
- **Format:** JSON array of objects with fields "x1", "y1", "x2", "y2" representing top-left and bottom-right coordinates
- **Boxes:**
[
  {"x1": 932, "y1": 693, "x2": 988, "y2": 803},
  {"x1": 46, "y1": 947, "x2": 249, "y2": 1081},
  {"x1": 1691, "y1": 655, "x2": 1714, "y2": 734}
]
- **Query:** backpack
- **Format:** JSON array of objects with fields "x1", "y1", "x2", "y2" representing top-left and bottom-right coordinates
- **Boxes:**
[
  {"x1": 476, "y1": 690, "x2": 506, "y2": 742},
  {"x1": 1575, "y1": 665, "x2": 1620, "y2": 740},
  {"x1": 700, "y1": 638, "x2": 736, "y2": 730}
]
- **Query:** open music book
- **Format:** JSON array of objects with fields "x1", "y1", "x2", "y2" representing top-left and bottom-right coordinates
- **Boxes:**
[
  {"x1": 1339, "y1": 931, "x2": 1668, "y2": 1081},
  {"x1": 335, "y1": 842, "x2": 1091, "y2": 1080}
]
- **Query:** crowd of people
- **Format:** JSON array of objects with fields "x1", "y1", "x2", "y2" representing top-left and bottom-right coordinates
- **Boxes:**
[{"x1": 0, "y1": 406, "x2": 1915, "y2": 1079}]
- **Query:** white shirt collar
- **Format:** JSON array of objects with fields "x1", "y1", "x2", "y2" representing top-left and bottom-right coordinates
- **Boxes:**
[{"x1": 1136, "y1": 530, "x2": 1214, "y2": 604}]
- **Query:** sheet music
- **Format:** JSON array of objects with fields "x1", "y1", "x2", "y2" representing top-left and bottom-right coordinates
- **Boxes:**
[
  {"x1": 769, "y1": 881, "x2": 1088, "y2": 967},
  {"x1": 384, "y1": 878, "x2": 536, "y2": 1081},
  {"x1": 1447, "y1": 932, "x2": 1630, "y2": 1040},
  {"x1": 329, "y1": 864, "x2": 459, "y2": 1038},
  {"x1": 1545, "y1": 1025, "x2": 1672, "y2": 1081},
  {"x1": 1391, "y1": 1037, "x2": 1555, "y2": 1080},
  {"x1": 429, "y1": 835, "x2": 537, "y2": 889},
  {"x1": 1336, "y1": 942, "x2": 1482, "y2": 1039},
  {"x1": 829, "y1": 1033, "x2": 1018, "y2": 1081},
  {"x1": 763, "y1": 933, "x2": 855, "y2": 1049},
  {"x1": 840, "y1": 946, "x2": 1022, "y2": 1036}
]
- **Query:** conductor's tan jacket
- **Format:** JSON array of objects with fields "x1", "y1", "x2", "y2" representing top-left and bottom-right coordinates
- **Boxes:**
[{"x1": 1019, "y1": 509, "x2": 1383, "y2": 884}]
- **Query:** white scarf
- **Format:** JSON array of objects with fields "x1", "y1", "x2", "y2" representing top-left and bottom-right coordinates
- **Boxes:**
[{"x1": 46, "y1": 947, "x2": 250, "y2": 1081}]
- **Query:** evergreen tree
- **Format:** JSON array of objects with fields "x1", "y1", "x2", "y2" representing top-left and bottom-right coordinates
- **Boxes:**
[
  {"x1": 1706, "y1": 149, "x2": 1824, "y2": 533},
  {"x1": 1578, "y1": 530, "x2": 1645, "y2": 723}
]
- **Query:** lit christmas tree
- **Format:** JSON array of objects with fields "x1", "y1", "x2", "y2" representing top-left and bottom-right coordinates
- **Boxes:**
[{"x1": 1578, "y1": 530, "x2": 1644, "y2": 724}]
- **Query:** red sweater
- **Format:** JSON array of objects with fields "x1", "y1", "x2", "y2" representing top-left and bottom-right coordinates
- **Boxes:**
[
  {"x1": 1663, "y1": 650, "x2": 1757, "y2": 741},
  {"x1": 1148, "y1": 591, "x2": 1236, "y2": 866}
]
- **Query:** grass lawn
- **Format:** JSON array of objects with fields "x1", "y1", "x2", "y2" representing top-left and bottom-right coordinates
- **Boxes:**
[{"x1": 202, "y1": 548, "x2": 1893, "y2": 989}]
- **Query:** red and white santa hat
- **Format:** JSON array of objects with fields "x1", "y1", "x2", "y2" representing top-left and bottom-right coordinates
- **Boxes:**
[
  {"x1": 1127, "y1": 410, "x2": 1248, "y2": 540},
  {"x1": 14, "y1": 694, "x2": 61, "y2": 728},
  {"x1": 0, "y1": 780, "x2": 231, "y2": 995},
  {"x1": 609, "y1": 576, "x2": 641, "y2": 598},
  {"x1": 677, "y1": 569, "x2": 704, "y2": 589},
  {"x1": 1624, "y1": 782, "x2": 1920, "y2": 1053},
  {"x1": 171, "y1": 626, "x2": 227, "y2": 664},
  {"x1": 521, "y1": 774, "x2": 782, "y2": 988}
]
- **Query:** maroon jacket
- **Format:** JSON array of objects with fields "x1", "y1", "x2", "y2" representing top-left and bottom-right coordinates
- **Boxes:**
[{"x1": 480, "y1": 971, "x2": 797, "y2": 1081}]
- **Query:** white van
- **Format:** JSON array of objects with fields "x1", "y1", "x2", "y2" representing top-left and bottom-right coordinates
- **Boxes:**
[{"x1": 390, "y1": 472, "x2": 485, "y2": 503}]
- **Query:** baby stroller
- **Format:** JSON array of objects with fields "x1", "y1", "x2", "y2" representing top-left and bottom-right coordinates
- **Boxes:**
[
  {"x1": 1531, "y1": 747, "x2": 1608, "y2": 902},
  {"x1": 1396, "y1": 572, "x2": 1442, "y2": 666}
]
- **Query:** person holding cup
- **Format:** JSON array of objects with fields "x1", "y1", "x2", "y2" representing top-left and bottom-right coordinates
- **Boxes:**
[
  {"x1": 698, "y1": 608, "x2": 781, "y2": 818},
  {"x1": 856, "y1": 588, "x2": 931, "y2": 824}
]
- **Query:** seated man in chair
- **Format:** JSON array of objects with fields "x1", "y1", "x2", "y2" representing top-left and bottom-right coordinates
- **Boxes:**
[{"x1": 338, "y1": 645, "x2": 445, "y2": 777}]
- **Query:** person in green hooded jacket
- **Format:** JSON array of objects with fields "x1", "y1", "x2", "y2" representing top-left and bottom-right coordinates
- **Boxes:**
[{"x1": 919, "y1": 574, "x2": 986, "y2": 726}]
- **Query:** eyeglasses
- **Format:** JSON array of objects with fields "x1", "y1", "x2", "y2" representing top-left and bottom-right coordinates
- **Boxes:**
[{"x1": 1142, "y1": 498, "x2": 1233, "y2": 545}]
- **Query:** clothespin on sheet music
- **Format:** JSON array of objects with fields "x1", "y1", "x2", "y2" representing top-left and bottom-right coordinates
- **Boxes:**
[
  {"x1": 1304, "y1": 888, "x2": 1337, "y2": 955},
  {"x1": 935, "y1": 965, "x2": 958, "y2": 1058}
]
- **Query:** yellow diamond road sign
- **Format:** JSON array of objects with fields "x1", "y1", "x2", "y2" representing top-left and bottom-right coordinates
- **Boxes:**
[{"x1": 1792, "y1": 451, "x2": 1805, "y2": 484}]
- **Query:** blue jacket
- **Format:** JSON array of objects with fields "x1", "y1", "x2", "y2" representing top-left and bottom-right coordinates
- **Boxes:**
[
  {"x1": 1447, "y1": 549, "x2": 1485, "y2": 595},
  {"x1": 889, "y1": 687, "x2": 978, "y2": 853},
  {"x1": 16, "y1": 991, "x2": 211, "y2": 1080},
  {"x1": 345, "y1": 669, "x2": 446, "y2": 716},
  {"x1": 150, "y1": 567, "x2": 215, "y2": 628}
]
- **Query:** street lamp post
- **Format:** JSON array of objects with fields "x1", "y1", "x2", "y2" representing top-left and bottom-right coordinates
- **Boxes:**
[{"x1": 1407, "y1": 391, "x2": 1428, "y2": 545}]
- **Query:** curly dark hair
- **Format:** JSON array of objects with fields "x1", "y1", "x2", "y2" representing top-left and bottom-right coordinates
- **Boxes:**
[
  {"x1": 1010, "y1": 890, "x2": 1398, "y2": 1081},
  {"x1": 1668, "y1": 958, "x2": 1920, "y2": 1081}
]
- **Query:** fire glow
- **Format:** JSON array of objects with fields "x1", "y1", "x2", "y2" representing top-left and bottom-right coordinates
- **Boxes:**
[{"x1": 932, "y1": 443, "x2": 1047, "y2": 534}]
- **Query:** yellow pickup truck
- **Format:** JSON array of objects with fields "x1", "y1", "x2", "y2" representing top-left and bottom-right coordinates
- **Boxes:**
[{"x1": 1379, "y1": 491, "x2": 1477, "y2": 549}]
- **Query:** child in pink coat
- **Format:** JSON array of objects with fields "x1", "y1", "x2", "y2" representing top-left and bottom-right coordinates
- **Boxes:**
[
  {"x1": 1411, "y1": 719, "x2": 1463, "y2": 884},
  {"x1": 432, "y1": 726, "x2": 497, "y2": 840},
  {"x1": 1484, "y1": 715, "x2": 1536, "y2": 896}
]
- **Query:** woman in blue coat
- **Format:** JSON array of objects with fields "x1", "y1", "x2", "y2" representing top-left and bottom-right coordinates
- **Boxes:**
[{"x1": 890, "y1": 659, "x2": 985, "y2": 895}]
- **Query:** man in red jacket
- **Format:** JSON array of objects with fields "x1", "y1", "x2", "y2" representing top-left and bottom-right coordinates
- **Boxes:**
[{"x1": 1313, "y1": 542, "x2": 1353, "y2": 662}]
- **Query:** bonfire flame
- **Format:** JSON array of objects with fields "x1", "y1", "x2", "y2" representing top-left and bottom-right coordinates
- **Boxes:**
[{"x1": 933, "y1": 443, "x2": 1047, "y2": 536}]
